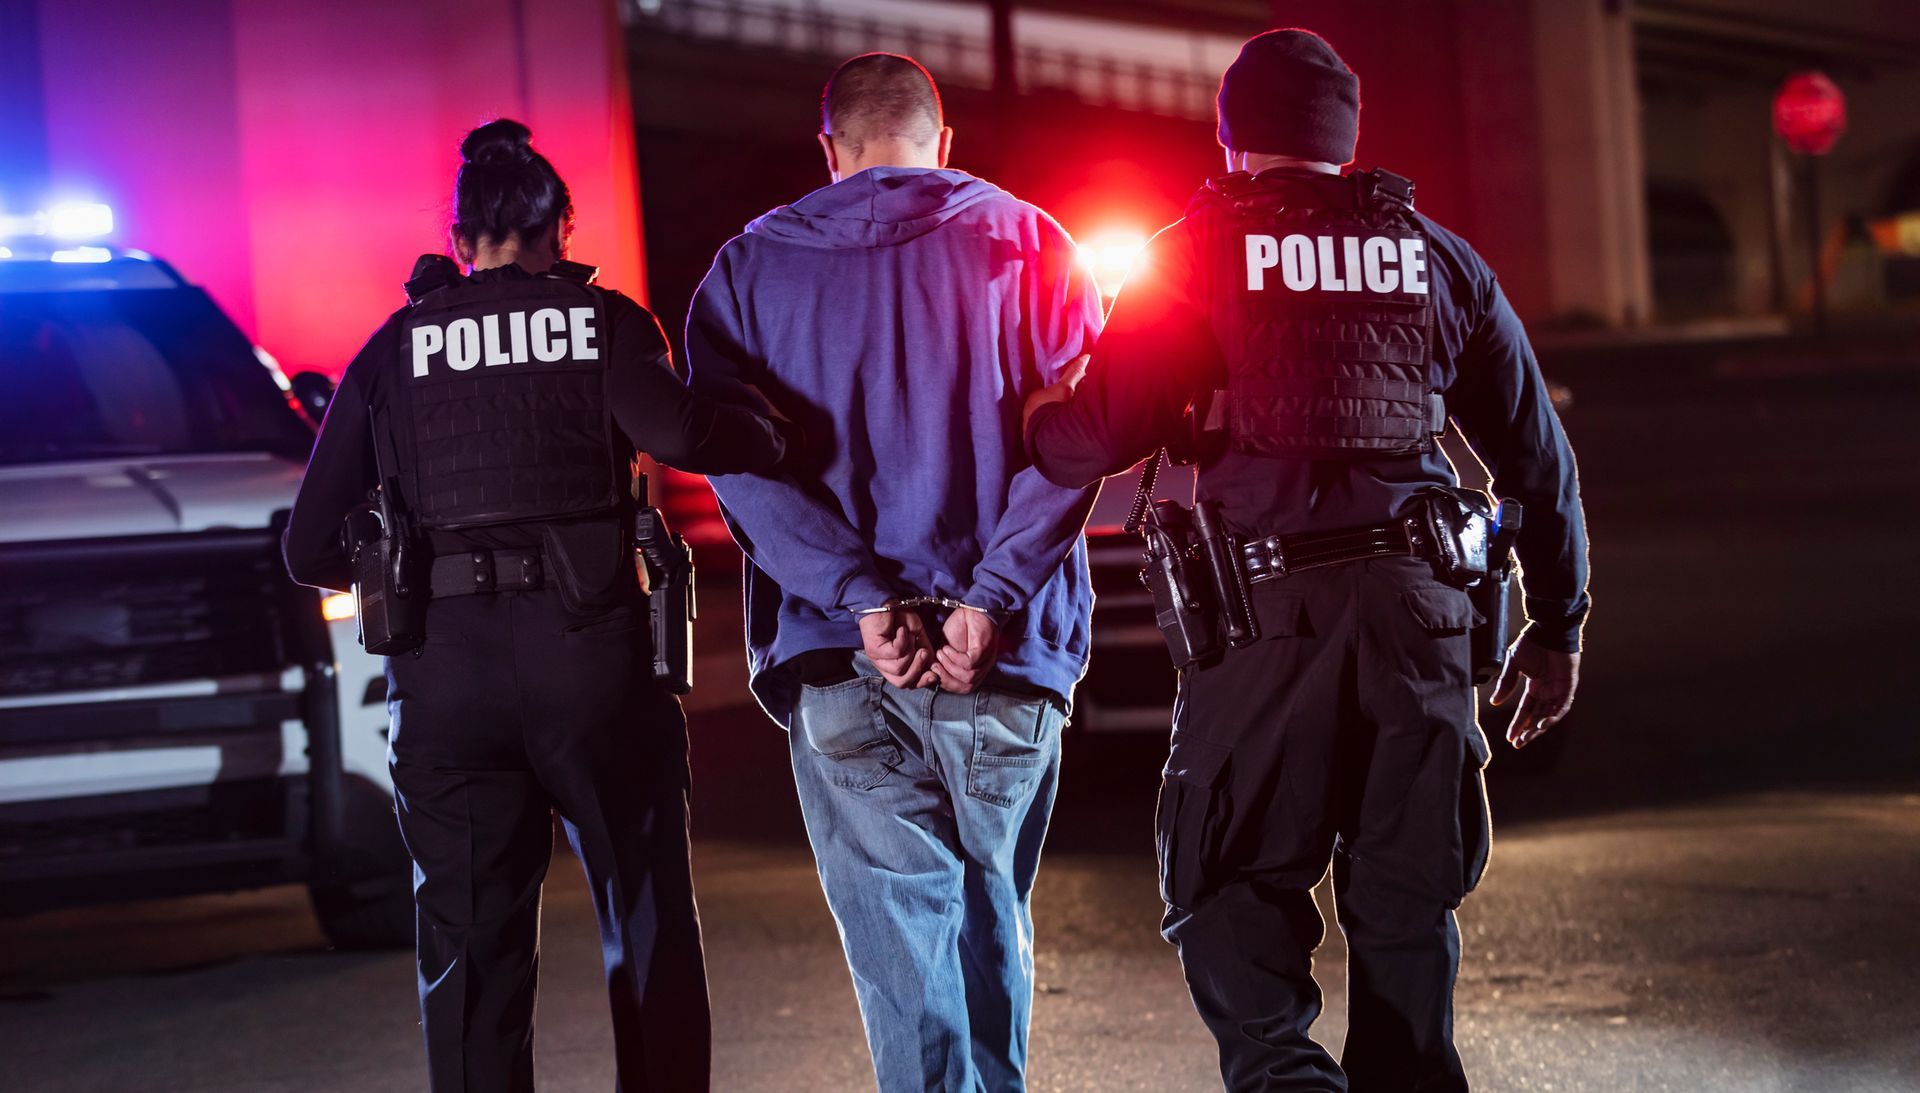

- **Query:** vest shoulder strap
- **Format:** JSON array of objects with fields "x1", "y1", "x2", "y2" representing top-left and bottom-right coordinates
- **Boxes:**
[
  {"x1": 404, "y1": 254, "x2": 465, "y2": 306},
  {"x1": 545, "y1": 259, "x2": 600, "y2": 285},
  {"x1": 1352, "y1": 168, "x2": 1417, "y2": 215}
]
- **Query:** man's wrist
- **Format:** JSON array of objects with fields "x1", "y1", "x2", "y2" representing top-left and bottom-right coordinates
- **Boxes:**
[
  {"x1": 1517, "y1": 619, "x2": 1582, "y2": 655},
  {"x1": 837, "y1": 571, "x2": 898, "y2": 616}
]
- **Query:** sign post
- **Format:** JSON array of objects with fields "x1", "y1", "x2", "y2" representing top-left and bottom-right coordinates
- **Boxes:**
[{"x1": 1773, "y1": 72, "x2": 1847, "y2": 333}]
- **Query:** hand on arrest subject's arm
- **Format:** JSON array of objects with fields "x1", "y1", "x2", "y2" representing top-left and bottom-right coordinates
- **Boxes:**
[
  {"x1": 932, "y1": 606, "x2": 1001, "y2": 695},
  {"x1": 1021, "y1": 353, "x2": 1090, "y2": 438},
  {"x1": 1490, "y1": 639, "x2": 1581, "y2": 749}
]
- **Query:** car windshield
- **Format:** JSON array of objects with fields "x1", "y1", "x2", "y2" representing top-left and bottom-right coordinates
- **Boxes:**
[{"x1": 0, "y1": 287, "x2": 314, "y2": 465}]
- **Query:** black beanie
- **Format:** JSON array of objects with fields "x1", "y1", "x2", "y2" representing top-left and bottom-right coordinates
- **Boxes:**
[{"x1": 1216, "y1": 28, "x2": 1360, "y2": 165}]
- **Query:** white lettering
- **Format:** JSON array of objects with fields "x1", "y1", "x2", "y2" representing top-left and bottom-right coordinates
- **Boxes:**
[
  {"x1": 1316, "y1": 236, "x2": 1347, "y2": 291},
  {"x1": 1243, "y1": 233, "x2": 1428, "y2": 295},
  {"x1": 568, "y1": 307, "x2": 599, "y2": 360},
  {"x1": 1279, "y1": 234, "x2": 1315, "y2": 291},
  {"x1": 530, "y1": 308, "x2": 566, "y2": 362},
  {"x1": 481, "y1": 314, "x2": 510, "y2": 366},
  {"x1": 509, "y1": 310, "x2": 529, "y2": 363},
  {"x1": 1362, "y1": 237, "x2": 1399, "y2": 292},
  {"x1": 410, "y1": 325, "x2": 443, "y2": 378},
  {"x1": 1399, "y1": 237, "x2": 1429, "y2": 294},
  {"x1": 1245, "y1": 235, "x2": 1279, "y2": 291},
  {"x1": 445, "y1": 318, "x2": 480, "y2": 371}
]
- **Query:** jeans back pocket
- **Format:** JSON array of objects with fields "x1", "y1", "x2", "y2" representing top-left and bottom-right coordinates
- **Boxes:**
[
  {"x1": 794, "y1": 677, "x2": 901, "y2": 790},
  {"x1": 966, "y1": 690, "x2": 1064, "y2": 808}
]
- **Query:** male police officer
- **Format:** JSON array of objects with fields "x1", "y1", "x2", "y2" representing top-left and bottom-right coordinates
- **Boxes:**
[
  {"x1": 285, "y1": 119, "x2": 793, "y2": 1092},
  {"x1": 1024, "y1": 30, "x2": 1589, "y2": 1092}
]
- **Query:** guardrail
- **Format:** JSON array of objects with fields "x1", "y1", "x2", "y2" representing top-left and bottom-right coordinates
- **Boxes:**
[{"x1": 624, "y1": 0, "x2": 1216, "y2": 121}]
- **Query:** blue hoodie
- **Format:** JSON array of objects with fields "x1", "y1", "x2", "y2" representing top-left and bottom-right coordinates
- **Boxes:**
[{"x1": 686, "y1": 167, "x2": 1103, "y2": 723}]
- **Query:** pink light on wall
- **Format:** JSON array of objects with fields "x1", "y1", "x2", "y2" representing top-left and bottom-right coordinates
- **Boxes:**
[{"x1": 30, "y1": 0, "x2": 643, "y2": 379}]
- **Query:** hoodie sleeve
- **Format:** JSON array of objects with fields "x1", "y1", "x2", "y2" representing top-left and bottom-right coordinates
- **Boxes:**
[
  {"x1": 958, "y1": 215, "x2": 1103, "y2": 621},
  {"x1": 685, "y1": 246, "x2": 899, "y2": 615}
]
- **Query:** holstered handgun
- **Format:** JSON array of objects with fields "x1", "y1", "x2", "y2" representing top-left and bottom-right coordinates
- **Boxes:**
[
  {"x1": 343, "y1": 488, "x2": 423, "y2": 656},
  {"x1": 344, "y1": 407, "x2": 424, "y2": 656},
  {"x1": 635, "y1": 498, "x2": 695, "y2": 695},
  {"x1": 1139, "y1": 499, "x2": 1220, "y2": 668},
  {"x1": 1417, "y1": 487, "x2": 1494, "y2": 587},
  {"x1": 1469, "y1": 498, "x2": 1523, "y2": 685}
]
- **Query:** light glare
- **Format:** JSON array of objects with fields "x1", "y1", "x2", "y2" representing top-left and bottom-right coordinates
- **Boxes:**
[
  {"x1": 50, "y1": 246, "x2": 111, "y2": 264},
  {"x1": 47, "y1": 202, "x2": 114, "y2": 239},
  {"x1": 1077, "y1": 230, "x2": 1149, "y2": 298},
  {"x1": 320, "y1": 592, "x2": 357, "y2": 621}
]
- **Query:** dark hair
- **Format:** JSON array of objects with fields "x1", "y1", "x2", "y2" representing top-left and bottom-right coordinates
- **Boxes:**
[
  {"x1": 821, "y1": 53, "x2": 942, "y2": 155},
  {"x1": 452, "y1": 118, "x2": 574, "y2": 250}
]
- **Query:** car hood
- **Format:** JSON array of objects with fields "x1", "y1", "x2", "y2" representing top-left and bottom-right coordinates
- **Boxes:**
[{"x1": 0, "y1": 452, "x2": 306, "y2": 543}]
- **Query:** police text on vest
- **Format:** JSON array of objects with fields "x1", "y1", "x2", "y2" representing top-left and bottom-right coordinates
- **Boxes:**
[
  {"x1": 410, "y1": 307, "x2": 599, "y2": 376},
  {"x1": 1244, "y1": 234, "x2": 1428, "y2": 294}
]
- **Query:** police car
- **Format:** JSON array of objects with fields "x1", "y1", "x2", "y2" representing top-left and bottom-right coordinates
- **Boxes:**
[{"x1": 0, "y1": 206, "x2": 410, "y2": 947}]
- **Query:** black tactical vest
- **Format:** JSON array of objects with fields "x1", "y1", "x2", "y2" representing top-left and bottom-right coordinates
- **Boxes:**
[
  {"x1": 1195, "y1": 169, "x2": 1442, "y2": 460},
  {"x1": 390, "y1": 258, "x2": 622, "y2": 530}
]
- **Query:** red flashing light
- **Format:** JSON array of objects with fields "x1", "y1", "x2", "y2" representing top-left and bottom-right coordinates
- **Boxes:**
[{"x1": 1773, "y1": 72, "x2": 1846, "y2": 157}]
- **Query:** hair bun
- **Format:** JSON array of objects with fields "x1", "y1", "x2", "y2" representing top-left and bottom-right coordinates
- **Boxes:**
[{"x1": 460, "y1": 118, "x2": 535, "y2": 165}]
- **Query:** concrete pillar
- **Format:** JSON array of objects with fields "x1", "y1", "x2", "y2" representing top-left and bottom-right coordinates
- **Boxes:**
[{"x1": 1529, "y1": 0, "x2": 1652, "y2": 326}]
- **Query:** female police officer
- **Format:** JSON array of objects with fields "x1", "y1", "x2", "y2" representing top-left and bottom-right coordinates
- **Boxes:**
[{"x1": 284, "y1": 119, "x2": 790, "y2": 1093}]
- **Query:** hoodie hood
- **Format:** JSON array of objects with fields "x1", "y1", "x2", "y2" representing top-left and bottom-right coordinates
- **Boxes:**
[{"x1": 745, "y1": 167, "x2": 1006, "y2": 249}]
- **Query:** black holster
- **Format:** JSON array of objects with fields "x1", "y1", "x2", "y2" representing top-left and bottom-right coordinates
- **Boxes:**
[
  {"x1": 1469, "y1": 498, "x2": 1524, "y2": 685},
  {"x1": 343, "y1": 499, "x2": 424, "y2": 656},
  {"x1": 635, "y1": 505, "x2": 695, "y2": 695},
  {"x1": 1139, "y1": 500, "x2": 1221, "y2": 669}
]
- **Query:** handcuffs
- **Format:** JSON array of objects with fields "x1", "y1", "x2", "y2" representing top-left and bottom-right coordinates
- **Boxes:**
[{"x1": 854, "y1": 596, "x2": 990, "y2": 616}]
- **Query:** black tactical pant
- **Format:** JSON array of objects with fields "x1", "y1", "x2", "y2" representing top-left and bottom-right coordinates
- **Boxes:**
[
  {"x1": 386, "y1": 587, "x2": 709, "y2": 1093},
  {"x1": 1157, "y1": 556, "x2": 1492, "y2": 1093}
]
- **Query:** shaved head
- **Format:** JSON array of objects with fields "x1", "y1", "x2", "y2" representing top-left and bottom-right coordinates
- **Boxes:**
[{"x1": 822, "y1": 53, "x2": 943, "y2": 156}]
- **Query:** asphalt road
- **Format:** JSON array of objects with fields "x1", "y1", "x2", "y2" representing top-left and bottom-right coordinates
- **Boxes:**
[
  {"x1": 3, "y1": 338, "x2": 1918, "y2": 1091},
  {"x1": 3, "y1": 791, "x2": 1916, "y2": 1091}
]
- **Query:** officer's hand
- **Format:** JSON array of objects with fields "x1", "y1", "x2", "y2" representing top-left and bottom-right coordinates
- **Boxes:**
[
  {"x1": 932, "y1": 607, "x2": 1001, "y2": 694},
  {"x1": 1490, "y1": 639, "x2": 1580, "y2": 749},
  {"x1": 1021, "y1": 354, "x2": 1090, "y2": 437},
  {"x1": 858, "y1": 604, "x2": 938, "y2": 689}
]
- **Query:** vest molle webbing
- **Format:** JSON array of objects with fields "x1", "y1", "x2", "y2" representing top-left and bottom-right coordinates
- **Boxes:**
[
  {"x1": 1199, "y1": 169, "x2": 1443, "y2": 460},
  {"x1": 393, "y1": 272, "x2": 622, "y2": 530}
]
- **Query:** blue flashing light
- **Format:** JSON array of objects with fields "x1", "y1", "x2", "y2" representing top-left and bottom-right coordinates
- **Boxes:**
[
  {"x1": 47, "y1": 202, "x2": 114, "y2": 240},
  {"x1": 50, "y1": 246, "x2": 112, "y2": 264},
  {"x1": 0, "y1": 202, "x2": 115, "y2": 241}
]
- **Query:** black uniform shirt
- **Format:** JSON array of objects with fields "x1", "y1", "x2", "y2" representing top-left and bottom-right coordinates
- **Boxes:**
[
  {"x1": 1026, "y1": 175, "x2": 1591, "y2": 652},
  {"x1": 284, "y1": 263, "x2": 789, "y2": 592}
]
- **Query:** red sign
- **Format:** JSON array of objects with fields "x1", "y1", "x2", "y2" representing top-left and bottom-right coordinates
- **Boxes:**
[{"x1": 1773, "y1": 72, "x2": 1847, "y2": 156}]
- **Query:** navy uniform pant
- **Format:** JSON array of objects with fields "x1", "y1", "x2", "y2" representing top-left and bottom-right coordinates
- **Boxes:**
[
  {"x1": 1157, "y1": 557, "x2": 1492, "y2": 1093},
  {"x1": 386, "y1": 587, "x2": 710, "y2": 1093}
]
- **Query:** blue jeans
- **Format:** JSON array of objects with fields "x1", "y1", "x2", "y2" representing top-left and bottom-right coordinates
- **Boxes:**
[{"x1": 788, "y1": 660, "x2": 1066, "y2": 1092}]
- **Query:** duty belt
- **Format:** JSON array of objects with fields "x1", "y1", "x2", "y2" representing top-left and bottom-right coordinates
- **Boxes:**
[
  {"x1": 1240, "y1": 516, "x2": 1430, "y2": 584},
  {"x1": 428, "y1": 548, "x2": 545, "y2": 598}
]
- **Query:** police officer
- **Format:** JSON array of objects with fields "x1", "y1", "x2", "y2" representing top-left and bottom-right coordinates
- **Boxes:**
[
  {"x1": 1024, "y1": 31, "x2": 1589, "y2": 1092},
  {"x1": 283, "y1": 119, "x2": 792, "y2": 1093}
]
